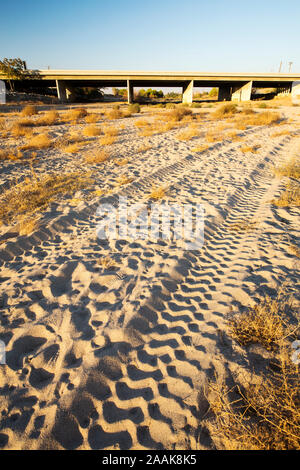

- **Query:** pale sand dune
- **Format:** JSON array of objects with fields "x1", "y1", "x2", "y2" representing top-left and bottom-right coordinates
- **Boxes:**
[{"x1": 0, "y1": 104, "x2": 299, "y2": 449}]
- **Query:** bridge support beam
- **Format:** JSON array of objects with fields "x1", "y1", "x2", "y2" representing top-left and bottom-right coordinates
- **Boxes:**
[
  {"x1": 231, "y1": 81, "x2": 252, "y2": 102},
  {"x1": 218, "y1": 86, "x2": 232, "y2": 101},
  {"x1": 127, "y1": 80, "x2": 134, "y2": 104},
  {"x1": 56, "y1": 80, "x2": 67, "y2": 102},
  {"x1": 56, "y1": 80, "x2": 75, "y2": 102},
  {"x1": 292, "y1": 81, "x2": 300, "y2": 104},
  {"x1": 182, "y1": 80, "x2": 194, "y2": 104}
]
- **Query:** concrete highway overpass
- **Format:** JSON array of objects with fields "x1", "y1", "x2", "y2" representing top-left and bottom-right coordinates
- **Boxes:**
[{"x1": 1, "y1": 70, "x2": 300, "y2": 104}]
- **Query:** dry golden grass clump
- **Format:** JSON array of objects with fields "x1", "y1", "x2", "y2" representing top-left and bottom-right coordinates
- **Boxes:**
[
  {"x1": 20, "y1": 105, "x2": 38, "y2": 117},
  {"x1": 115, "y1": 158, "x2": 129, "y2": 166},
  {"x1": 105, "y1": 105, "x2": 128, "y2": 120},
  {"x1": 0, "y1": 171, "x2": 93, "y2": 225},
  {"x1": 0, "y1": 148, "x2": 24, "y2": 161},
  {"x1": 273, "y1": 158, "x2": 300, "y2": 207},
  {"x1": 167, "y1": 107, "x2": 192, "y2": 122},
  {"x1": 65, "y1": 107, "x2": 88, "y2": 122},
  {"x1": 205, "y1": 130, "x2": 223, "y2": 143},
  {"x1": 10, "y1": 122, "x2": 34, "y2": 138},
  {"x1": 240, "y1": 144, "x2": 261, "y2": 153},
  {"x1": 21, "y1": 133, "x2": 51, "y2": 151},
  {"x1": 207, "y1": 293, "x2": 300, "y2": 450},
  {"x1": 227, "y1": 131, "x2": 243, "y2": 141},
  {"x1": 288, "y1": 243, "x2": 300, "y2": 257},
  {"x1": 99, "y1": 135, "x2": 117, "y2": 146},
  {"x1": 37, "y1": 110, "x2": 59, "y2": 126},
  {"x1": 149, "y1": 186, "x2": 167, "y2": 200},
  {"x1": 18, "y1": 215, "x2": 39, "y2": 235},
  {"x1": 273, "y1": 183, "x2": 300, "y2": 207},
  {"x1": 134, "y1": 118, "x2": 150, "y2": 129},
  {"x1": 271, "y1": 130, "x2": 291, "y2": 137},
  {"x1": 103, "y1": 125, "x2": 118, "y2": 137},
  {"x1": 229, "y1": 219, "x2": 257, "y2": 232},
  {"x1": 116, "y1": 175, "x2": 133, "y2": 186},
  {"x1": 137, "y1": 143, "x2": 152, "y2": 153},
  {"x1": 212, "y1": 103, "x2": 238, "y2": 119},
  {"x1": 234, "y1": 111, "x2": 281, "y2": 129},
  {"x1": 208, "y1": 354, "x2": 300, "y2": 450},
  {"x1": 228, "y1": 294, "x2": 293, "y2": 350},
  {"x1": 240, "y1": 107, "x2": 255, "y2": 115},
  {"x1": 85, "y1": 113, "x2": 99, "y2": 124},
  {"x1": 97, "y1": 256, "x2": 117, "y2": 270},
  {"x1": 177, "y1": 126, "x2": 199, "y2": 141},
  {"x1": 274, "y1": 158, "x2": 300, "y2": 179},
  {"x1": 83, "y1": 125, "x2": 101, "y2": 137},
  {"x1": 64, "y1": 142, "x2": 84, "y2": 154},
  {"x1": 192, "y1": 144, "x2": 210, "y2": 153},
  {"x1": 85, "y1": 150, "x2": 110, "y2": 164}
]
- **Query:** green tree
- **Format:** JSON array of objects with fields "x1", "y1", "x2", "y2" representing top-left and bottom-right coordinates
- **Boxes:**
[
  {"x1": 209, "y1": 87, "x2": 218, "y2": 97},
  {"x1": 0, "y1": 58, "x2": 27, "y2": 91}
]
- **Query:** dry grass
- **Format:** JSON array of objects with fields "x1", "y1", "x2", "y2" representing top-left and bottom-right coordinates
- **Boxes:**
[
  {"x1": 83, "y1": 125, "x2": 101, "y2": 137},
  {"x1": 18, "y1": 215, "x2": 39, "y2": 235},
  {"x1": 271, "y1": 130, "x2": 292, "y2": 137},
  {"x1": 105, "y1": 107, "x2": 125, "y2": 120},
  {"x1": 115, "y1": 158, "x2": 129, "y2": 166},
  {"x1": 103, "y1": 125, "x2": 118, "y2": 137},
  {"x1": 273, "y1": 158, "x2": 300, "y2": 207},
  {"x1": 207, "y1": 293, "x2": 300, "y2": 450},
  {"x1": 85, "y1": 150, "x2": 110, "y2": 164},
  {"x1": 0, "y1": 171, "x2": 93, "y2": 224},
  {"x1": 229, "y1": 219, "x2": 257, "y2": 232},
  {"x1": 20, "y1": 133, "x2": 51, "y2": 151},
  {"x1": 134, "y1": 119, "x2": 150, "y2": 129},
  {"x1": 166, "y1": 107, "x2": 192, "y2": 122},
  {"x1": 192, "y1": 145, "x2": 210, "y2": 152},
  {"x1": 273, "y1": 158, "x2": 300, "y2": 179},
  {"x1": 20, "y1": 105, "x2": 38, "y2": 117},
  {"x1": 116, "y1": 175, "x2": 133, "y2": 186},
  {"x1": 97, "y1": 256, "x2": 117, "y2": 270},
  {"x1": 11, "y1": 122, "x2": 34, "y2": 138},
  {"x1": 176, "y1": 126, "x2": 199, "y2": 141},
  {"x1": 228, "y1": 294, "x2": 295, "y2": 350},
  {"x1": 208, "y1": 354, "x2": 300, "y2": 449},
  {"x1": 0, "y1": 148, "x2": 24, "y2": 161},
  {"x1": 64, "y1": 142, "x2": 84, "y2": 153},
  {"x1": 37, "y1": 110, "x2": 59, "y2": 126},
  {"x1": 212, "y1": 103, "x2": 238, "y2": 119},
  {"x1": 149, "y1": 186, "x2": 167, "y2": 200},
  {"x1": 273, "y1": 183, "x2": 300, "y2": 207},
  {"x1": 234, "y1": 111, "x2": 281, "y2": 129},
  {"x1": 137, "y1": 143, "x2": 152, "y2": 153},
  {"x1": 205, "y1": 130, "x2": 223, "y2": 143},
  {"x1": 288, "y1": 244, "x2": 300, "y2": 257},
  {"x1": 227, "y1": 131, "x2": 243, "y2": 141},
  {"x1": 65, "y1": 107, "x2": 88, "y2": 122},
  {"x1": 240, "y1": 145, "x2": 261, "y2": 153},
  {"x1": 99, "y1": 135, "x2": 117, "y2": 146},
  {"x1": 85, "y1": 113, "x2": 99, "y2": 124}
]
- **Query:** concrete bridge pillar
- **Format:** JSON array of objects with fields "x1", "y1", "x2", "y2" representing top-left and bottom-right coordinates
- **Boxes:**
[
  {"x1": 182, "y1": 80, "x2": 194, "y2": 104},
  {"x1": 231, "y1": 81, "x2": 252, "y2": 102},
  {"x1": 292, "y1": 81, "x2": 300, "y2": 104},
  {"x1": 56, "y1": 80, "x2": 76, "y2": 102},
  {"x1": 127, "y1": 79, "x2": 134, "y2": 104},
  {"x1": 218, "y1": 86, "x2": 232, "y2": 101},
  {"x1": 56, "y1": 80, "x2": 67, "y2": 102}
]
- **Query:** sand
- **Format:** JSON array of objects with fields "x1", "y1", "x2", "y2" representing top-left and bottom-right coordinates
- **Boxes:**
[{"x1": 0, "y1": 102, "x2": 299, "y2": 449}]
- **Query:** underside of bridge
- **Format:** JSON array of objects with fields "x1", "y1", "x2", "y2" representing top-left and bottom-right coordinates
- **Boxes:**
[{"x1": 1, "y1": 74, "x2": 298, "y2": 104}]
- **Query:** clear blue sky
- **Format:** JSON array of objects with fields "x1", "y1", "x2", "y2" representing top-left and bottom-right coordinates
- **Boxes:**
[{"x1": 1, "y1": 0, "x2": 299, "y2": 72}]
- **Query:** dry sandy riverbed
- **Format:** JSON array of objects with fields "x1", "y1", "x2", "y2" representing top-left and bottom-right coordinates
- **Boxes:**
[{"x1": 0, "y1": 100, "x2": 299, "y2": 449}]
